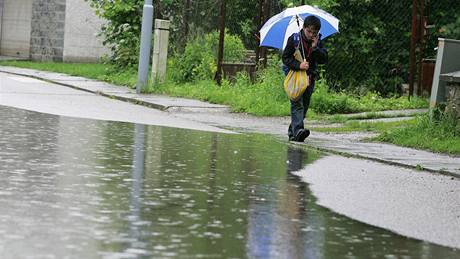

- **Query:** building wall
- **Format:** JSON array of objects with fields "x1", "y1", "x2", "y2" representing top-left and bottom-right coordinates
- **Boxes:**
[
  {"x1": 30, "y1": 0, "x2": 67, "y2": 61},
  {"x1": 63, "y1": 0, "x2": 109, "y2": 62},
  {"x1": 0, "y1": 0, "x2": 3, "y2": 44},
  {"x1": 0, "y1": 0, "x2": 33, "y2": 58}
]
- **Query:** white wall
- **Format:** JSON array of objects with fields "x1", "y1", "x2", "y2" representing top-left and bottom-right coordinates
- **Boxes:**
[
  {"x1": 63, "y1": 0, "x2": 109, "y2": 62},
  {"x1": 0, "y1": 0, "x2": 33, "y2": 58}
]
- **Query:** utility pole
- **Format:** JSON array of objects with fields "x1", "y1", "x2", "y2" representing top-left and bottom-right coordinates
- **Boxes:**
[
  {"x1": 136, "y1": 0, "x2": 154, "y2": 94},
  {"x1": 214, "y1": 0, "x2": 226, "y2": 86}
]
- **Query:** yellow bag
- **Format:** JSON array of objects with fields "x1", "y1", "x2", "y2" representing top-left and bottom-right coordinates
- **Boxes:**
[
  {"x1": 283, "y1": 69, "x2": 309, "y2": 101},
  {"x1": 284, "y1": 46, "x2": 310, "y2": 101}
]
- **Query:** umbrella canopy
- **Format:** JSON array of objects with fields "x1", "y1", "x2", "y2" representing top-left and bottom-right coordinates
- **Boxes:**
[{"x1": 259, "y1": 5, "x2": 339, "y2": 50}]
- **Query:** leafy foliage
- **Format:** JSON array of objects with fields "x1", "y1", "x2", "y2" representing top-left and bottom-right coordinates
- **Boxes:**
[
  {"x1": 301, "y1": 0, "x2": 459, "y2": 95},
  {"x1": 86, "y1": 0, "x2": 143, "y2": 68},
  {"x1": 313, "y1": 0, "x2": 413, "y2": 95},
  {"x1": 87, "y1": 0, "x2": 458, "y2": 97},
  {"x1": 168, "y1": 31, "x2": 246, "y2": 82},
  {"x1": 425, "y1": 1, "x2": 460, "y2": 58}
]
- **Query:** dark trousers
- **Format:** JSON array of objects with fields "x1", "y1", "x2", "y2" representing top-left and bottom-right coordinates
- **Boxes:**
[{"x1": 288, "y1": 81, "x2": 315, "y2": 138}]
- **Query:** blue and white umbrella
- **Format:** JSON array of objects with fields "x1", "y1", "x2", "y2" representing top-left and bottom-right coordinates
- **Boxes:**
[{"x1": 259, "y1": 5, "x2": 339, "y2": 50}]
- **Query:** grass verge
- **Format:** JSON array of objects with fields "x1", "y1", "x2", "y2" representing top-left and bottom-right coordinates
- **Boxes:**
[
  {"x1": 313, "y1": 112, "x2": 460, "y2": 155},
  {"x1": 374, "y1": 113, "x2": 460, "y2": 155}
]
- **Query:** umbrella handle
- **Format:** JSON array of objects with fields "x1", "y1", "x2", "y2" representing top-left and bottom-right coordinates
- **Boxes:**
[{"x1": 300, "y1": 34, "x2": 307, "y2": 62}]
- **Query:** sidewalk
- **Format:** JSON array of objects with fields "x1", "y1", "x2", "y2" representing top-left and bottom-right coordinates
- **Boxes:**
[{"x1": 1, "y1": 66, "x2": 459, "y2": 177}]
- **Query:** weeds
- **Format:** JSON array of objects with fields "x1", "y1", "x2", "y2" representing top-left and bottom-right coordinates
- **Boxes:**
[{"x1": 375, "y1": 111, "x2": 460, "y2": 154}]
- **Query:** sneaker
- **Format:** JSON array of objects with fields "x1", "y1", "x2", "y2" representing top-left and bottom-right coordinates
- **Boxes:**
[{"x1": 294, "y1": 129, "x2": 310, "y2": 142}]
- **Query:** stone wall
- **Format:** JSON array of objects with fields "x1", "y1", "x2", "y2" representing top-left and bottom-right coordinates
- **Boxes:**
[
  {"x1": 446, "y1": 83, "x2": 460, "y2": 119},
  {"x1": 30, "y1": 0, "x2": 66, "y2": 61},
  {"x1": 63, "y1": 0, "x2": 109, "y2": 62}
]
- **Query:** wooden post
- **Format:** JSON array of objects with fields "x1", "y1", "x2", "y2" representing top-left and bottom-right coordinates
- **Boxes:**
[
  {"x1": 214, "y1": 0, "x2": 226, "y2": 86},
  {"x1": 152, "y1": 19, "x2": 170, "y2": 84}
]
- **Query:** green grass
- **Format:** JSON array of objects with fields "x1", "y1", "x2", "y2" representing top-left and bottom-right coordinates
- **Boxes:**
[
  {"x1": 374, "y1": 113, "x2": 460, "y2": 154},
  {"x1": 312, "y1": 112, "x2": 460, "y2": 155},
  {"x1": 147, "y1": 78, "x2": 292, "y2": 116}
]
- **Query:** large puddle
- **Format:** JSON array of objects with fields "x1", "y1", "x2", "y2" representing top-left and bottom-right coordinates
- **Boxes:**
[{"x1": 0, "y1": 105, "x2": 458, "y2": 258}]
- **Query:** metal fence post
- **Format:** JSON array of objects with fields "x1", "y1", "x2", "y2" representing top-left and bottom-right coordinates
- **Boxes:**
[
  {"x1": 136, "y1": 0, "x2": 154, "y2": 94},
  {"x1": 214, "y1": 0, "x2": 226, "y2": 86}
]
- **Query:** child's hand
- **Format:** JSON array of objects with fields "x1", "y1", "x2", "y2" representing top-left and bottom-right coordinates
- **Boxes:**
[
  {"x1": 312, "y1": 35, "x2": 319, "y2": 48},
  {"x1": 300, "y1": 60, "x2": 309, "y2": 70}
]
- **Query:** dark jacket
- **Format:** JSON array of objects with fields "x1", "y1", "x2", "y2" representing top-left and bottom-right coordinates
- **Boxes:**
[{"x1": 282, "y1": 30, "x2": 328, "y2": 80}]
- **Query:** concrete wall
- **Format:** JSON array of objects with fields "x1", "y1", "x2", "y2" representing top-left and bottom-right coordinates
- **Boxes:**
[
  {"x1": 0, "y1": 0, "x2": 33, "y2": 58},
  {"x1": 0, "y1": 0, "x2": 108, "y2": 62},
  {"x1": 30, "y1": 0, "x2": 67, "y2": 61},
  {"x1": 0, "y1": 0, "x2": 3, "y2": 45},
  {"x1": 63, "y1": 0, "x2": 109, "y2": 62}
]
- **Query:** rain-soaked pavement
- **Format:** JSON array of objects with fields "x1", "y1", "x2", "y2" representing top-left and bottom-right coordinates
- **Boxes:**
[{"x1": 1, "y1": 105, "x2": 459, "y2": 258}]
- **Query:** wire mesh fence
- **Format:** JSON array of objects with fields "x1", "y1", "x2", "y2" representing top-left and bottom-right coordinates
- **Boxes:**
[
  {"x1": 158, "y1": 0, "x2": 460, "y2": 94},
  {"x1": 322, "y1": 0, "x2": 460, "y2": 95}
]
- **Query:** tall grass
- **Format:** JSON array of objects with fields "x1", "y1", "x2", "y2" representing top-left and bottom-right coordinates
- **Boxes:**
[{"x1": 375, "y1": 112, "x2": 460, "y2": 154}]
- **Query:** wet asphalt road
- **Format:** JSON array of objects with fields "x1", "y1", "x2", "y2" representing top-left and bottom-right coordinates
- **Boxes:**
[{"x1": 1, "y1": 72, "x2": 459, "y2": 257}]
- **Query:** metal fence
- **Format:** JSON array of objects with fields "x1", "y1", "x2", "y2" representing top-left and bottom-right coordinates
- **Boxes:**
[
  {"x1": 161, "y1": 0, "x2": 460, "y2": 94},
  {"x1": 311, "y1": 0, "x2": 460, "y2": 95}
]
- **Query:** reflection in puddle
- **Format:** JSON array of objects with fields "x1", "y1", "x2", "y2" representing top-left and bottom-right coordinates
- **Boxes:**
[{"x1": 0, "y1": 105, "x2": 459, "y2": 258}]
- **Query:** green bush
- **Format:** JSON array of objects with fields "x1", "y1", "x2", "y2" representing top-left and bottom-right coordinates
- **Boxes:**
[
  {"x1": 169, "y1": 31, "x2": 246, "y2": 82},
  {"x1": 86, "y1": 0, "x2": 143, "y2": 68}
]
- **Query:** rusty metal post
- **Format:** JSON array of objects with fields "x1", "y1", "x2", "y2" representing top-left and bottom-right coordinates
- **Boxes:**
[
  {"x1": 409, "y1": 0, "x2": 419, "y2": 98},
  {"x1": 417, "y1": 0, "x2": 425, "y2": 96},
  {"x1": 183, "y1": 0, "x2": 191, "y2": 41},
  {"x1": 214, "y1": 0, "x2": 226, "y2": 86},
  {"x1": 259, "y1": 0, "x2": 271, "y2": 68},
  {"x1": 255, "y1": 0, "x2": 264, "y2": 68}
]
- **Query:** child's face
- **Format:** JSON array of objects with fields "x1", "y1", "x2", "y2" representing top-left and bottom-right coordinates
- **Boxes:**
[{"x1": 303, "y1": 26, "x2": 319, "y2": 41}]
